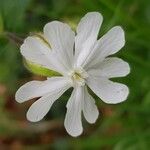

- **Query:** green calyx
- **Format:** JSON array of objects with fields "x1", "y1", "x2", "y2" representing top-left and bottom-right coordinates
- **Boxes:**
[{"x1": 24, "y1": 60, "x2": 61, "y2": 77}]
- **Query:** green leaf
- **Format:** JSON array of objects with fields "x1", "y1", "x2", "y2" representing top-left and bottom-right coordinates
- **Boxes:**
[
  {"x1": 24, "y1": 60, "x2": 61, "y2": 77},
  {"x1": 0, "y1": 0, "x2": 30, "y2": 31}
]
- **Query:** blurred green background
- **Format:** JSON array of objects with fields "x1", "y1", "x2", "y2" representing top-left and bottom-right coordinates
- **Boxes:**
[{"x1": 0, "y1": 0, "x2": 150, "y2": 149}]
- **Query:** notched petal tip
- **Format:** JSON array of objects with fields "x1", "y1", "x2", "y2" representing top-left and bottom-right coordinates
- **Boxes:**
[
  {"x1": 26, "y1": 110, "x2": 42, "y2": 122},
  {"x1": 85, "y1": 11, "x2": 103, "y2": 20},
  {"x1": 15, "y1": 80, "x2": 46, "y2": 104},
  {"x1": 104, "y1": 57, "x2": 130, "y2": 78},
  {"x1": 15, "y1": 87, "x2": 27, "y2": 103},
  {"x1": 82, "y1": 87, "x2": 99, "y2": 124},
  {"x1": 113, "y1": 26, "x2": 125, "y2": 46},
  {"x1": 64, "y1": 111, "x2": 83, "y2": 137},
  {"x1": 87, "y1": 78, "x2": 129, "y2": 105},
  {"x1": 64, "y1": 87, "x2": 84, "y2": 137},
  {"x1": 20, "y1": 37, "x2": 28, "y2": 55},
  {"x1": 15, "y1": 82, "x2": 35, "y2": 103},
  {"x1": 119, "y1": 85, "x2": 129, "y2": 102},
  {"x1": 65, "y1": 125, "x2": 83, "y2": 137},
  {"x1": 87, "y1": 110, "x2": 99, "y2": 124},
  {"x1": 123, "y1": 61, "x2": 130, "y2": 77},
  {"x1": 43, "y1": 21, "x2": 72, "y2": 34},
  {"x1": 122, "y1": 62, "x2": 131, "y2": 77},
  {"x1": 105, "y1": 84, "x2": 129, "y2": 104}
]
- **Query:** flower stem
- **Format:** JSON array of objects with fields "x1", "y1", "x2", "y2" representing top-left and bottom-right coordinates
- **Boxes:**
[{"x1": 4, "y1": 31, "x2": 24, "y2": 46}]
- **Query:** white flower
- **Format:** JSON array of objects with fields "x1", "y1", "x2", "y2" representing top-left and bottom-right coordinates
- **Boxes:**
[{"x1": 15, "y1": 12, "x2": 130, "y2": 137}]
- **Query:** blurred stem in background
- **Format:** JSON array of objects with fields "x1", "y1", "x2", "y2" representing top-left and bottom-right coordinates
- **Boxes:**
[{"x1": 4, "y1": 32, "x2": 24, "y2": 46}]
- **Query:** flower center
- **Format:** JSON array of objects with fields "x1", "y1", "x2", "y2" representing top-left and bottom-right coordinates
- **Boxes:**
[{"x1": 68, "y1": 68, "x2": 88, "y2": 86}]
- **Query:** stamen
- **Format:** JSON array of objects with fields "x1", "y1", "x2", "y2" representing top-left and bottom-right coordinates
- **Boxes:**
[{"x1": 68, "y1": 68, "x2": 88, "y2": 86}]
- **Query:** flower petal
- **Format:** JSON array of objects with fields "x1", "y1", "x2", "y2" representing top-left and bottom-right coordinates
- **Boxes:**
[
  {"x1": 82, "y1": 87, "x2": 99, "y2": 124},
  {"x1": 44, "y1": 21, "x2": 75, "y2": 70},
  {"x1": 27, "y1": 84, "x2": 69, "y2": 122},
  {"x1": 21, "y1": 36, "x2": 66, "y2": 74},
  {"x1": 88, "y1": 57, "x2": 130, "y2": 78},
  {"x1": 64, "y1": 86, "x2": 83, "y2": 137},
  {"x1": 75, "y1": 12, "x2": 103, "y2": 59},
  {"x1": 84, "y1": 26, "x2": 125, "y2": 69},
  {"x1": 21, "y1": 36, "x2": 52, "y2": 68},
  {"x1": 75, "y1": 12, "x2": 103, "y2": 67},
  {"x1": 87, "y1": 77, "x2": 129, "y2": 104},
  {"x1": 15, "y1": 77, "x2": 71, "y2": 103}
]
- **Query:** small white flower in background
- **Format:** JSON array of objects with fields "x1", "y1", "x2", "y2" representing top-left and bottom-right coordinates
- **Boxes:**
[{"x1": 15, "y1": 12, "x2": 130, "y2": 137}]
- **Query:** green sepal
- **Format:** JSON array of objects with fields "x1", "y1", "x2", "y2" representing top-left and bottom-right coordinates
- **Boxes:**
[{"x1": 24, "y1": 59, "x2": 61, "y2": 77}]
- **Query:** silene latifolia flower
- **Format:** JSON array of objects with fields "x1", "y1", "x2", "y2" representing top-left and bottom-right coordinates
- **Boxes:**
[{"x1": 15, "y1": 12, "x2": 130, "y2": 137}]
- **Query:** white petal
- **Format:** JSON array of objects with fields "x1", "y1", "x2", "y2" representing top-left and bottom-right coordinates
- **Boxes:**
[
  {"x1": 21, "y1": 36, "x2": 66, "y2": 74},
  {"x1": 15, "y1": 77, "x2": 70, "y2": 103},
  {"x1": 87, "y1": 77, "x2": 129, "y2": 104},
  {"x1": 84, "y1": 26, "x2": 125, "y2": 69},
  {"x1": 64, "y1": 86, "x2": 83, "y2": 137},
  {"x1": 82, "y1": 87, "x2": 99, "y2": 124},
  {"x1": 44, "y1": 21, "x2": 75, "y2": 70},
  {"x1": 27, "y1": 84, "x2": 69, "y2": 122},
  {"x1": 21, "y1": 37, "x2": 51, "y2": 68},
  {"x1": 88, "y1": 57, "x2": 130, "y2": 78},
  {"x1": 75, "y1": 12, "x2": 103, "y2": 59}
]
